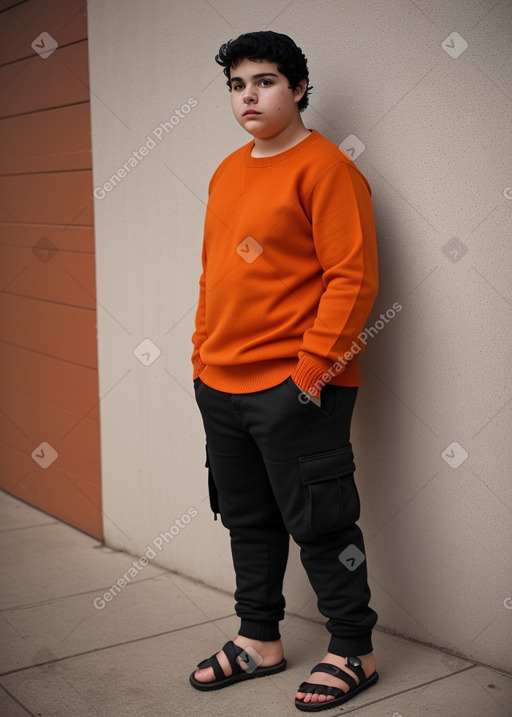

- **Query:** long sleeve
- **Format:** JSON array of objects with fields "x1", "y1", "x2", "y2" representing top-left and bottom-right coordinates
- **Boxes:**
[
  {"x1": 290, "y1": 162, "x2": 379, "y2": 395},
  {"x1": 191, "y1": 241, "x2": 207, "y2": 379}
]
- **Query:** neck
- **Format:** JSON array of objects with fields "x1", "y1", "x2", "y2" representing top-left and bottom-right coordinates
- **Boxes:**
[{"x1": 251, "y1": 117, "x2": 311, "y2": 158}]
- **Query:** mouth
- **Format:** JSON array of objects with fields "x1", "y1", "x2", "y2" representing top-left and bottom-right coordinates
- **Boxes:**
[{"x1": 243, "y1": 110, "x2": 262, "y2": 117}]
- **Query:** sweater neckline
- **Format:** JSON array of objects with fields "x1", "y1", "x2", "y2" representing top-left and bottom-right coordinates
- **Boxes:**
[{"x1": 244, "y1": 129, "x2": 319, "y2": 167}]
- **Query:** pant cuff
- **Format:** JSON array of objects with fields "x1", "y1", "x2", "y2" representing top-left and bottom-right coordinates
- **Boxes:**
[
  {"x1": 328, "y1": 632, "x2": 373, "y2": 657},
  {"x1": 239, "y1": 619, "x2": 281, "y2": 641}
]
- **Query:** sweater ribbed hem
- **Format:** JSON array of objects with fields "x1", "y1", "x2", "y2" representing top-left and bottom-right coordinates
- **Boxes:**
[
  {"x1": 192, "y1": 357, "x2": 206, "y2": 380},
  {"x1": 199, "y1": 359, "x2": 297, "y2": 394},
  {"x1": 196, "y1": 357, "x2": 361, "y2": 394}
]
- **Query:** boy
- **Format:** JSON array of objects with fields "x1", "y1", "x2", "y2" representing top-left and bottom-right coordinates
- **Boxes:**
[{"x1": 189, "y1": 31, "x2": 379, "y2": 711}]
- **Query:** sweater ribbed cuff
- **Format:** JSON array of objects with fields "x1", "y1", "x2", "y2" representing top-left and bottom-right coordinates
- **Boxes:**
[{"x1": 291, "y1": 354, "x2": 346, "y2": 396}]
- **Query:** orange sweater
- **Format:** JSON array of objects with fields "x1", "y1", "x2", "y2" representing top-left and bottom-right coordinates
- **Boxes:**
[{"x1": 191, "y1": 129, "x2": 378, "y2": 396}]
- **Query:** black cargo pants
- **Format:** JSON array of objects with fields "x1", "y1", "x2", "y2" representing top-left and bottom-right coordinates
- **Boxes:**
[{"x1": 194, "y1": 375, "x2": 378, "y2": 656}]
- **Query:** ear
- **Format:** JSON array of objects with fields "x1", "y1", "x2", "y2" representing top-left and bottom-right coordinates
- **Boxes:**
[{"x1": 293, "y1": 78, "x2": 308, "y2": 104}]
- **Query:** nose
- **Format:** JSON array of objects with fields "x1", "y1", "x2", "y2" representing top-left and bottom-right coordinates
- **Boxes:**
[{"x1": 243, "y1": 84, "x2": 257, "y2": 103}]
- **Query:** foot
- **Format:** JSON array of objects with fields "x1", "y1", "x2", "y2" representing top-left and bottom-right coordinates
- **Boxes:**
[
  {"x1": 193, "y1": 635, "x2": 284, "y2": 684},
  {"x1": 295, "y1": 651, "x2": 376, "y2": 706}
]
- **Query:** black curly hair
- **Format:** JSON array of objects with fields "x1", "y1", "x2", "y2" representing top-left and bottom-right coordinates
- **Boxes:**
[{"x1": 215, "y1": 31, "x2": 312, "y2": 111}]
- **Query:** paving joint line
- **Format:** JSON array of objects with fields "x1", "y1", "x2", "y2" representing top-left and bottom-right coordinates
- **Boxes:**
[
  {"x1": 336, "y1": 664, "x2": 477, "y2": 714},
  {"x1": 0, "y1": 684, "x2": 37, "y2": 717},
  {"x1": 0, "y1": 572, "x2": 174, "y2": 614},
  {"x1": 0, "y1": 521, "x2": 59, "y2": 534},
  {"x1": 0, "y1": 613, "x2": 236, "y2": 678}
]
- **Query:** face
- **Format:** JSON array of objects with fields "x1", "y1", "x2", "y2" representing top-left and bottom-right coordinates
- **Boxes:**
[{"x1": 229, "y1": 58, "x2": 306, "y2": 139}]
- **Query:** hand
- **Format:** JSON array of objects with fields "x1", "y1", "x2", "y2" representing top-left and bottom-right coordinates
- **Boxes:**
[
  {"x1": 290, "y1": 379, "x2": 321, "y2": 407},
  {"x1": 306, "y1": 391, "x2": 321, "y2": 407}
]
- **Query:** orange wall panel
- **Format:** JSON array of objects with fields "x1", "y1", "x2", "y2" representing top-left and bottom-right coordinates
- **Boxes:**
[
  {"x1": 0, "y1": 172, "x2": 94, "y2": 225},
  {"x1": 0, "y1": 244, "x2": 97, "y2": 308},
  {"x1": 0, "y1": 223, "x2": 94, "y2": 253},
  {"x1": 0, "y1": 342, "x2": 100, "y2": 419},
  {"x1": 0, "y1": 444, "x2": 102, "y2": 538},
  {"x1": 0, "y1": 293, "x2": 98, "y2": 367},
  {"x1": 0, "y1": 43, "x2": 90, "y2": 117},
  {"x1": 0, "y1": 0, "x2": 87, "y2": 64},
  {"x1": 0, "y1": 0, "x2": 102, "y2": 539},
  {"x1": 0, "y1": 386, "x2": 101, "y2": 481},
  {"x1": 0, "y1": 103, "x2": 92, "y2": 173}
]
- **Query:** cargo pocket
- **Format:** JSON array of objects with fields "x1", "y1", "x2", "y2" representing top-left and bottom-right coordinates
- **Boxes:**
[
  {"x1": 298, "y1": 444, "x2": 360, "y2": 534},
  {"x1": 205, "y1": 443, "x2": 220, "y2": 520}
]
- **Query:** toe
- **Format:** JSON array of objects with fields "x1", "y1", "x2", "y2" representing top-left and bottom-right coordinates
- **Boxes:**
[{"x1": 193, "y1": 666, "x2": 214, "y2": 683}]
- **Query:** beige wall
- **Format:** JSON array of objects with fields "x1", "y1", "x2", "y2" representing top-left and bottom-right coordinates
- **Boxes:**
[{"x1": 88, "y1": 0, "x2": 512, "y2": 672}]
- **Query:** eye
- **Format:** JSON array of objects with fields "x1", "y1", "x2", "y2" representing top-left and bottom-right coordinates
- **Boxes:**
[
  {"x1": 233, "y1": 83, "x2": 244, "y2": 91},
  {"x1": 260, "y1": 79, "x2": 272, "y2": 86}
]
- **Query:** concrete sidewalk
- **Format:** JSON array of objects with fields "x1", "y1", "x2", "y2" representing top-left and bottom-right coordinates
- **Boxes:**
[{"x1": 0, "y1": 490, "x2": 511, "y2": 717}]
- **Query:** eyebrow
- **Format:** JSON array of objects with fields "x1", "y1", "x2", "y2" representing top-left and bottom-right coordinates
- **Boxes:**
[{"x1": 229, "y1": 72, "x2": 279, "y2": 84}]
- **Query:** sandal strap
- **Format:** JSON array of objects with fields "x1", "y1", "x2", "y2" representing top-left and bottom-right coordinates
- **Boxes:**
[
  {"x1": 297, "y1": 680, "x2": 345, "y2": 699},
  {"x1": 196, "y1": 641, "x2": 245, "y2": 681},
  {"x1": 308, "y1": 659, "x2": 365, "y2": 692},
  {"x1": 222, "y1": 640, "x2": 246, "y2": 674},
  {"x1": 345, "y1": 655, "x2": 367, "y2": 684},
  {"x1": 196, "y1": 652, "x2": 225, "y2": 682}
]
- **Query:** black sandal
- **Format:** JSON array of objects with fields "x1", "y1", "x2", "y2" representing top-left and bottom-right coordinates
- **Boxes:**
[
  {"x1": 189, "y1": 640, "x2": 287, "y2": 691},
  {"x1": 295, "y1": 656, "x2": 378, "y2": 711}
]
